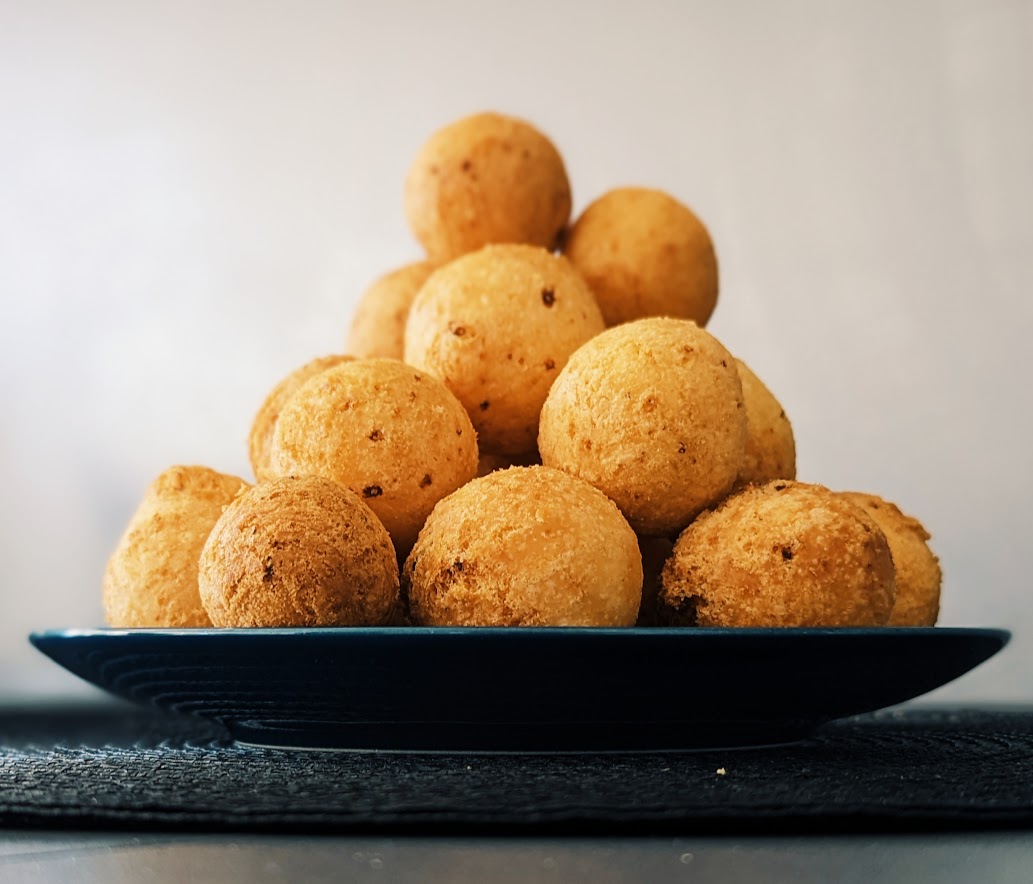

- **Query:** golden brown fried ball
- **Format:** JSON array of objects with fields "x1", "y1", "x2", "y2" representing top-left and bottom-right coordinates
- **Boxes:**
[
  {"x1": 660, "y1": 481, "x2": 896, "y2": 627},
  {"x1": 735, "y1": 358, "x2": 797, "y2": 487},
  {"x1": 563, "y1": 187, "x2": 718, "y2": 327},
  {"x1": 268, "y1": 359, "x2": 478, "y2": 555},
  {"x1": 248, "y1": 354, "x2": 354, "y2": 482},
  {"x1": 198, "y1": 476, "x2": 399, "y2": 627},
  {"x1": 403, "y1": 466, "x2": 642, "y2": 626},
  {"x1": 103, "y1": 465, "x2": 250, "y2": 628},
  {"x1": 404, "y1": 112, "x2": 572, "y2": 262},
  {"x1": 405, "y1": 244, "x2": 605, "y2": 457},
  {"x1": 840, "y1": 491, "x2": 941, "y2": 626},
  {"x1": 538, "y1": 317, "x2": 746, "y2": 536},
  {"x1": 346, "y1": 261, "x2": 436, "y2": 360}
]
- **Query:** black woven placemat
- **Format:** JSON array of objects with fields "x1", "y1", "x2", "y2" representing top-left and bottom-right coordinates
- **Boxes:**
[{"x1": 2, "y1": 703, "x2": 1032, "y2": 833}]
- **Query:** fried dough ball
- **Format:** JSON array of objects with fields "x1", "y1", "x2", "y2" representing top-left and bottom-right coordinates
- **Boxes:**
[
  {"x1": 404, "y1": 112, "x2": 572, "y2": 261},
  {"x1": 735, "y1": 358, "x2": 796, "y2": 487},
  {"x1": 346, "y1": 261, "x2": 436, "y2": 360},
  {"x1": 563, "y1": 187, "x2": 718, "y2": 327},
  {"x1": 840, "y1": 491, "x2": 942, "y2": 626},
  {"x1": 660, "y1": 481, "x2": 896, "y2": 627},
  {"x1": 405, "y1": 244, "x2": 605, "y2": 457},
  {"x1": 198, "y1": 476, "x2": 399, "y2": 627},
  {"x1": 103, "y1": 465, "x2": 250, "y2": 627},
  {"x1": 248, "y1": 354, "x2": 354, "y2": 482},
  {"x1": 268, "y1": 359, "x2": 478, "y2": 555},
  {"x1": 403, "y1": 466, "x2": 642, "y2": 626},
  {"x1": 538, "y1": 317, "x2": 746, "y2": 536}
]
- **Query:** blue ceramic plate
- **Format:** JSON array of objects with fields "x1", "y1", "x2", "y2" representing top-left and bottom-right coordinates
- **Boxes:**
[{"x1": 30, "y1": 627, "x2": 1008, "y2": 751}]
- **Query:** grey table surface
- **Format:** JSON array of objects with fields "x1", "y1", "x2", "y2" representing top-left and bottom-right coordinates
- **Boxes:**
[
  {"x1": 1, "y1": 831, "x2": 1031, "y2": 883},
  {"x1": 3, "y1": 695, "x2": 1030, "y2": 882}
]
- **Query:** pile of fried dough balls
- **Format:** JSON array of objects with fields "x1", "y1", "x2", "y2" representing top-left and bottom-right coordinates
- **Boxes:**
[{"x1": 103, "y1": 111, "x2": 942, "y2": 631}]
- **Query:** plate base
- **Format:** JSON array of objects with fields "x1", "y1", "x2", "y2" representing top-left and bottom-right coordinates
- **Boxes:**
[{"x1": 226, "y1": 719, "x2": 819, "y2": 752}]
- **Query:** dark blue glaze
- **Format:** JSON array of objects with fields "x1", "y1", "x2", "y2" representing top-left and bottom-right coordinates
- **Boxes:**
[{"x1": 29, "y1": 627, "x2": 1009, "y2": 751}]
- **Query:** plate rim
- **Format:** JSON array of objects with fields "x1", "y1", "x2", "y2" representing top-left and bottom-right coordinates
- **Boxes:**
[{"x1": 30, "y1": 625, "x2": 1012, "y2": 642}]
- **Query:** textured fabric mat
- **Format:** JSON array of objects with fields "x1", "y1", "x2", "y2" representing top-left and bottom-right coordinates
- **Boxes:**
[{"x1": 1, "y1": 704, "x2": 1032, "y2": 833}]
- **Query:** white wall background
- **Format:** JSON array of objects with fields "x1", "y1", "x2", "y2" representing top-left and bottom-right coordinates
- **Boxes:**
[{"x1": 1, "y1": 0, "x2": 1030, "y2": 699}]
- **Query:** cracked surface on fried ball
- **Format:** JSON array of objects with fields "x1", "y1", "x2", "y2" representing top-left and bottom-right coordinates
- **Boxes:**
[
  {"x1": 735, "y1": 358, "x2": 797, "y2": 488},
  {"x1": 268, "y1": 359, "x2": 478, "y2": 555},
  {"x1": 403, "y1": 466, "x2": 642, "y2": 627},
  {"x1": 103, "y1": 465, "x2": 250, "y2": 627},
  {"x1": 346, "y1": 261, "x2": 436, "y2": 360},
  {"x1": 199, "y1": 476, "x2": 399, "y2": 627},
  {"x1": 405, "y1": 244, "x2": 604, "y2": 457},
  {"x1": 660, "y1": 481, "x2": 896, "y2": 627},
  {"x1": 405, "y1": 112, "x2": 572, "y2": 262},
  {"x1": 538, "y1": 317, "x2": 746, "y2": 536},
  {"x1": 840, "y1": 491, "x2": 942, "y2": 626},
  {"x1": 563, "y1": 187, "x2": 718, "y2": 327},
  {"x1": 248, "y1": 354, "x2": 354, "y2": 482}
]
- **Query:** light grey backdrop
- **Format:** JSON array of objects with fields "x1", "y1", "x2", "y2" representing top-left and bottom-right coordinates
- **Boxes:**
[{"x1": 1, "y1": 0, "x2": 1030, "y2": 699}]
